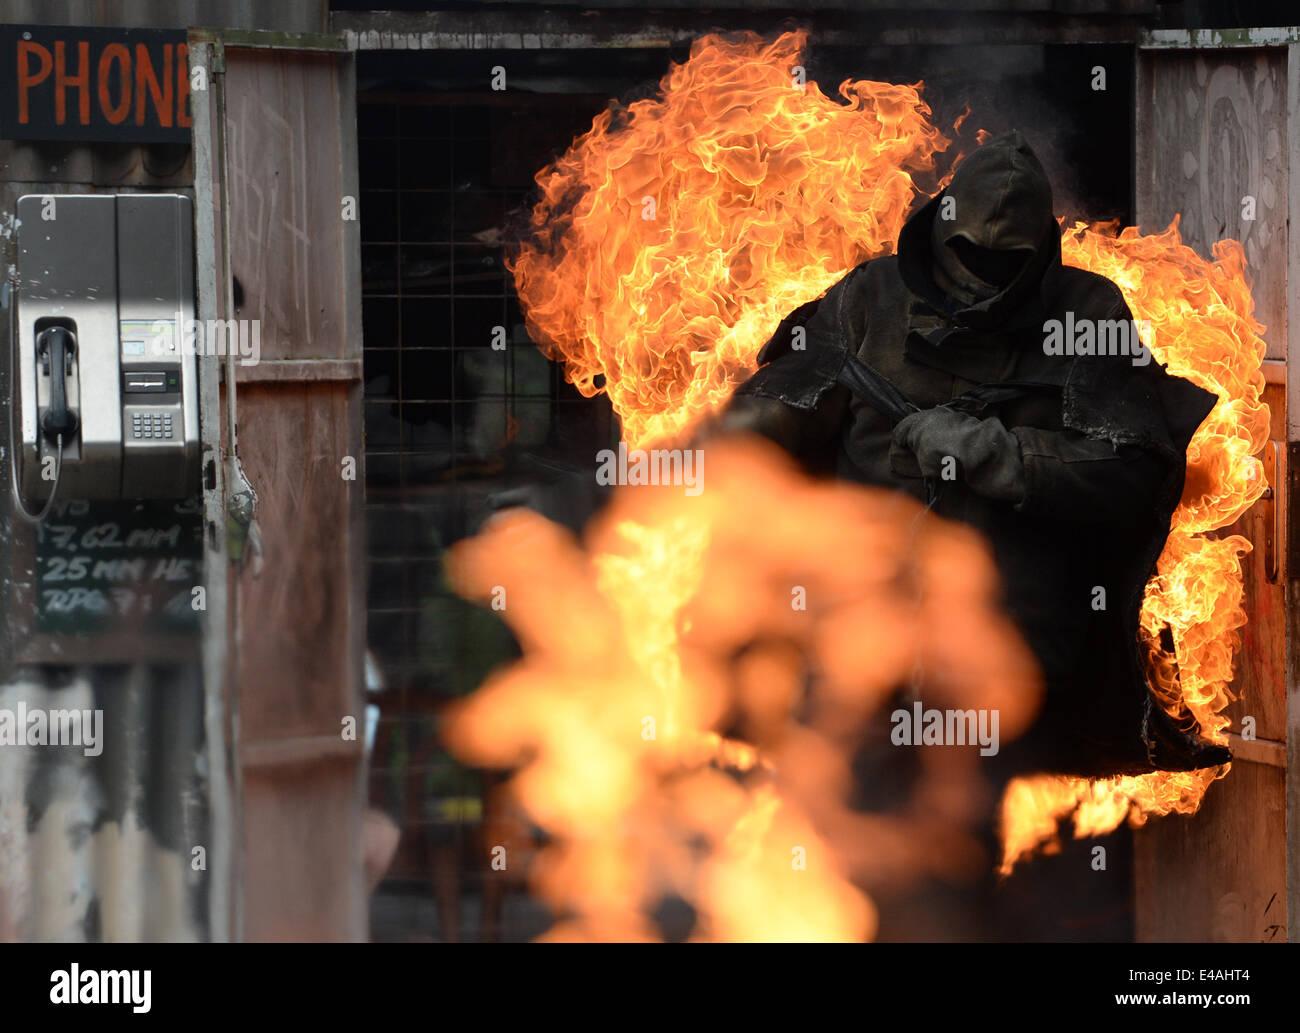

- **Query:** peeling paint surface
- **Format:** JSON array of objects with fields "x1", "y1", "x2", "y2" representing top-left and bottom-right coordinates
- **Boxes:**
[{"x1": 0, "y1": 666, "x2": 208, "y2": 942}]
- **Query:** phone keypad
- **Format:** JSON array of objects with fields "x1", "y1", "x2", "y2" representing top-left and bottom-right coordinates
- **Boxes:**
[{"x1": 131, "y1": 412, "x2": 174, "y2": 440}]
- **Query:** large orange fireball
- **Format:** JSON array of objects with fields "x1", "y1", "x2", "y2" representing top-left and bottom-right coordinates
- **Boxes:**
[
  {"x1": 500, "y1": 32, "x2": 1268, "y2": 882},
  {"x1": 510, "y1": 30, "x2": 950, "y2": 449}
]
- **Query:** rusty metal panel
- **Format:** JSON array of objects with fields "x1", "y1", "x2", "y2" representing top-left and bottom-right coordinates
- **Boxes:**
[
  {"x1": 241, "y1": 761, "x2": 360, "y2": 941},
  {"x1": 221, "y1": 50, "x2": 351, "y2": 362},
  {"x1": 1226, "y1": 380, "x2": 1287, "y2": 744},
  {"x1": 1132, "y1": 43, "x2": 1289, "y2": 943},
  {"x1": 234, "y1": 382, "x2": 358, "y2": 739},
  {"x1": 1134, "y1": 760, "x2": 1287, "y2": 942},
  {"x1": 195, "y1": 36, "x2": 366, "y2": 941}
]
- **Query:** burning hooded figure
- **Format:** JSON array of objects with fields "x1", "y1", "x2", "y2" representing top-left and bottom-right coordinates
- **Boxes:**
[{"x1": 720, "y1": 131, "x2": 1230, "y2": 779}]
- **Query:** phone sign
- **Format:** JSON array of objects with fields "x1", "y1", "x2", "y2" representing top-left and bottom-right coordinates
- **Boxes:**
[{"x1": 0, "y1": 24, "x2": 190, "y2": 143}]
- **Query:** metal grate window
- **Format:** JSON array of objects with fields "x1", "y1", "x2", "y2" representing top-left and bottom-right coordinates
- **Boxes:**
[{"x1": 358, "y1": 91, "x2": 616, "y2": 942}]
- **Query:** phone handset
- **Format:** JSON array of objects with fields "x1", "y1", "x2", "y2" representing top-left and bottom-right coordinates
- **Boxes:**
[
  {"x1": 7, "y1": 305, "x2": 76, "y2": 524},
  {"x1": 38, "y1": 325, "x2": 79, "y2": 441}
]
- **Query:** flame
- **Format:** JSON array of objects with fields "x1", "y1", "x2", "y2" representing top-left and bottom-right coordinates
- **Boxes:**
[
  {"x1": 998, "y1": 220, "x2": 1268, "y2": 870},
  {"x1": 491, "y1": 30, "x2": 1269, "y2": 913},
  {"x1": 509, "y1": 30, "x2": 950, "y2": 449},
  {"x1": 444, "y1": 439, "x2": 1040, "y2": 940}
]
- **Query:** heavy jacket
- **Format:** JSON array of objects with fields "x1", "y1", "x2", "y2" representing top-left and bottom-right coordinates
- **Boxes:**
[{"x1": 724, "y1": 132, "x2": 1228, "y2": 778}]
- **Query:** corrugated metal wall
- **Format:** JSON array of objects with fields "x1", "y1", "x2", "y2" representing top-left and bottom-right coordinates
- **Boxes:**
[
  {"x1": 0, "y1": 666, "x2": 207, "y2": 941},
  {"x1": 0, "y1": 1, "x2": 325, "y2": 32}
]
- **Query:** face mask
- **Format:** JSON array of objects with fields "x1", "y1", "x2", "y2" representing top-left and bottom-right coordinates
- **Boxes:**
[
  {"x1": 949, "y1": 239, "x2": 1029, "y2": 286},
  {"x1": 930, "y1": 227, "x2": 1032, "y2": 307}
]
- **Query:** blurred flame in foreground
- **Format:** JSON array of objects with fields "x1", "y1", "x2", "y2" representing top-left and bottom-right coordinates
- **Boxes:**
[
  {"x1": 445, "y1": 439, "x2": 1040, "y2": 940},
  {"x1": 497, "y1": 31, "x2": 1268, "y2": 888}
]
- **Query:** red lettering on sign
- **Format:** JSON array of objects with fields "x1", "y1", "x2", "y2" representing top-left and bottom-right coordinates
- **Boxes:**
[
  {"x1": 134, "y1": 42, "x2": 171, "y2": 127},
  {"x1": 16, "y1": 40, "x2": 53, "y2": 124},
  {"x1": 54, "y1": 40, "x2": 91, "y2": 125},
  {"x1": 98, "y1": 43, "x2": 131, "y2": 124},
  {"x1": 10, "y1": 31, "x2": 188, "y2": 138}
]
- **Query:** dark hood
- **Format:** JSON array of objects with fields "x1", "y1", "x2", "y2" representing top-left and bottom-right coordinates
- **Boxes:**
[{"x1": 898, "y1": 131, "x2": 1062, "y2": 329}]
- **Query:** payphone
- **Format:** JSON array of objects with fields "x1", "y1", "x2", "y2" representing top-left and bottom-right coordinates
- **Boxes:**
[{"x1": 8, "y1": 193, "x2": 199, "y2": 520}]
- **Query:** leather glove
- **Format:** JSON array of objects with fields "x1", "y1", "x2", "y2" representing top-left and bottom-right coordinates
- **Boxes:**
[{"x1": 889, "y1": 407, "x2": 1027, "y2": 504}]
